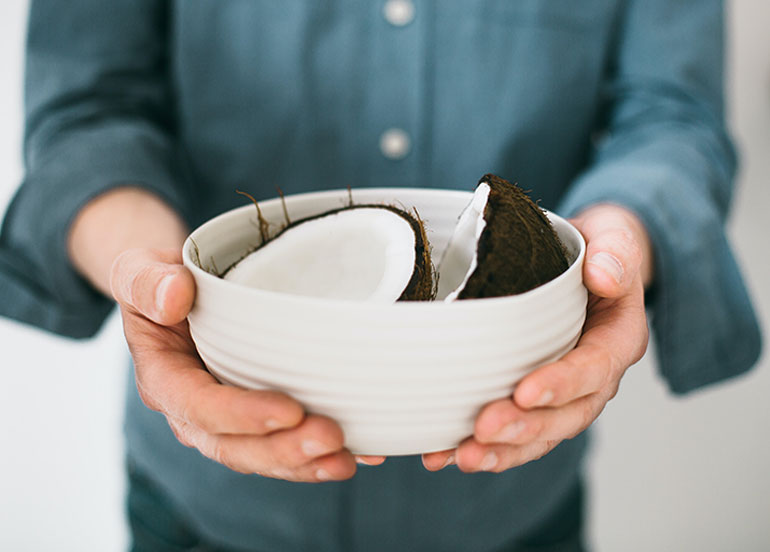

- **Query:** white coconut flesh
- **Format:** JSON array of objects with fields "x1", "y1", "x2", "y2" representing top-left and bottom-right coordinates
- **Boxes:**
[
  {"x1": 436, "y1": 182, "x2": 491, "y2": 301},
  {"x1": 224, "y1": 207, "x2": 419, "y2": 302}
]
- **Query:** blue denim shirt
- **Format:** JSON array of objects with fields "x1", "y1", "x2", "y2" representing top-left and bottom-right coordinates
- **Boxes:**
[{"x1": 0, "y1": 1, "x2": 761, "y2": 550}]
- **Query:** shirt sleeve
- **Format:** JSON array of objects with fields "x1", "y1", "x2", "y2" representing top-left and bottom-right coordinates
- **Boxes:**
[
  {"x1": 557, "y1": 0, "x2": 761, "y2": 393},
  {"x1": 0, "y1": 0, "x2": 189, "y2": 338}
]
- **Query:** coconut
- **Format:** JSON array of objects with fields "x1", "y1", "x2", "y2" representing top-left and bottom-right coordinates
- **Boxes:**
[
  {"x1": 223, "y1": 200, "x2": 435, "y2": 303},
  {"x1": 437, "y1": 174, "x2": 569, "y2": 300}
]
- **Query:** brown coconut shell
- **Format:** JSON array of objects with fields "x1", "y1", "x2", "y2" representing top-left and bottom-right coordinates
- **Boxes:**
[{"x1": 457, "y1": 174, "x2": 569, "y2": 299}]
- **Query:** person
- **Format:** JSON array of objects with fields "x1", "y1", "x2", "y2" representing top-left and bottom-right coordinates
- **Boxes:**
[{"x1": 0, "y1": 0, "x2": 761, "y2": 550}]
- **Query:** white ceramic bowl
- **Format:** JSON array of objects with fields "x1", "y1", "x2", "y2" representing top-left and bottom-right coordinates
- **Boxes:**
[{"x1": 183, "y1": 188, "x2": 587, "y2": 456}]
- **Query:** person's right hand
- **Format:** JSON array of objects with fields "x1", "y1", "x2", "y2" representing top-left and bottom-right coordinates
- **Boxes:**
[{"x1": 109, "y1": 247, "x2": 366, "y2": 482}]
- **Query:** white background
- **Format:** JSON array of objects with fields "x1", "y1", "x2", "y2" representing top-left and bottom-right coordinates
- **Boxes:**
[{"x1": 1, "y1": 2, "x2": 768, "y2": 551}]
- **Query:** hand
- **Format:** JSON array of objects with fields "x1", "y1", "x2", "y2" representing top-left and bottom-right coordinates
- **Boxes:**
[
  {"x1": 110, "y1": 247, "x2": 383, "y2": 481},
  {"x1": 422, "y1": 204, "x2": 652, "y2": 473}
]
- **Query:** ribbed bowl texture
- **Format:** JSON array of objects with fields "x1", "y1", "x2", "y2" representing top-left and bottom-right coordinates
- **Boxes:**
[{"x1": 183, "y1": 188, "x2": 587, "y2": 455}]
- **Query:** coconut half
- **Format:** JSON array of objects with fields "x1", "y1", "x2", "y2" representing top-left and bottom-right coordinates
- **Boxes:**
[
  {"x1": 437, "y1": 174, "x2": 569, "y2": 301},
  {"x1": 224, "y1": 205, "x2": 435, "y2": 302}
]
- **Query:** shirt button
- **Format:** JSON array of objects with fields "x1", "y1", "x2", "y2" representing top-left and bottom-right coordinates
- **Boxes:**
[
  {"x1": 379, "y1": 128, "x2": 411, "y2": 160},
  {"x1": 383, "y1": 0, "x2": 415, "y2": 27}
]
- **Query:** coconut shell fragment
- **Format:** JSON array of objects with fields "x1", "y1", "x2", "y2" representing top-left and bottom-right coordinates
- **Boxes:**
[
  {"x1": 223, "y1": 200, "x2": 435, "y2": 303},
  {"x1": 439, "y1": 174, "x2": 570, "y2": 300}
]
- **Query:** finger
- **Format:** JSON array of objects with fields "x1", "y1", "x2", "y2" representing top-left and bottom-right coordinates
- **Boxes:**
[
  {"x1": 110, "y1": 247, "x2": 195, "y2": 325},
  {"x1": 513, "y1": 281, "x2": 647, "y2": 409},
  {"x1": 174, "y1": 415, "x2": 355, "y2": 480},
  {"x1": 421, "y1": 449, "x2": 456, "y2": 472},
  {"x1": 474, "y1": 398, "x2": 529, "y2": 444},
  {"x1": 133, "y1": 347, "x2": 305, "y2": 435},
  {"x1": 171, "y1": 418, "x2": 356, "y2": 482},
  {"x1": 454, "y1": 437, "x2": 562, "y2": 473},
  {"x1": 355, "y1": 456, "x2": 387, "y2": 466},
  {"x1": 267, "y1": 451, "x2": 358, "y2": 482},
  {"x1": 512, "y1": 343, "x2": 613, "y2": 409},
  {"x1": 477, "y1": 393, "x2": 605, "y2": 447},
  {"x1": 257, "y1": 415, "x2": 347, "y2": 469},
  {"x1": 572, "y1": 210, "x2": 644, "y2": 299},
  {"x1": 299, "y1": 451, "x2": 358, "y2": 482}
]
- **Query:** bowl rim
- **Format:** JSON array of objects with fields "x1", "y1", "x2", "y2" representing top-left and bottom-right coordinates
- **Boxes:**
[{"x1": 182, "y1": 187, "x2": 586, "y2": 311}]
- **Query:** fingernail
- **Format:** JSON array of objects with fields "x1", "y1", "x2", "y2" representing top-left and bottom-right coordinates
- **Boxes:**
[
  {"x1": 589, "y1": 252, "x2": 623, "y2": 284},
  {"x1": 480, "y1": 452, "x2": 498, "y2": 472},
  {"x1": 356, "y1": 456, "x2": 375, "y2": 465},
  {"x1": 495, "y1": 420, "x2": 526, "y2": 442},
  {"x1": 155, "y1": 274, "x2": 174, "y2": 317},
  {"x1": 315, "y1": 468, "x2": 332, "y2": 481},
  {"x1": 534, "y1": 389, "x2": 554, "y2": 407},
  {"x1": 301, "y1": 439, "x2": 330, "y2": 458},
  {"x1": 441, "y1": 454, "x2": 455, "y2": 469}
]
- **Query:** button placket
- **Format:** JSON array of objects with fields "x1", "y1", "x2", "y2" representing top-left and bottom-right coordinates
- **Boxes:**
[
  {"x1": 379, "y1": 2, "x2": 415, "y2": 162},
  {"x1": 359, "y1": 0, "x2": 422, "y2": 183}
]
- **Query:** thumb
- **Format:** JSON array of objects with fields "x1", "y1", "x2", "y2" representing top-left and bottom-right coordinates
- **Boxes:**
[
  {"x1": 110, "y1": 248, "x2": 195, "y2": 325},
  {"x1": 571, "y1": 205, "x2": 648, "y2": 299}
]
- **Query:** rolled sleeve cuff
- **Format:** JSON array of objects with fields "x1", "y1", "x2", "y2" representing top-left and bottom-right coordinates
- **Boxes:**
[
  {"x1": 0, "y1": 120, "x2": 189, "y2": 338},
  {"x1": 557, "y1": 145, "x2": 762, "y2": 393}
]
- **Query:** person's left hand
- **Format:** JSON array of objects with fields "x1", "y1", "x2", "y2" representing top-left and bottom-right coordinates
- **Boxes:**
[{"x1": 422, "y1": 204, "x2": 652, "y2": 473}]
